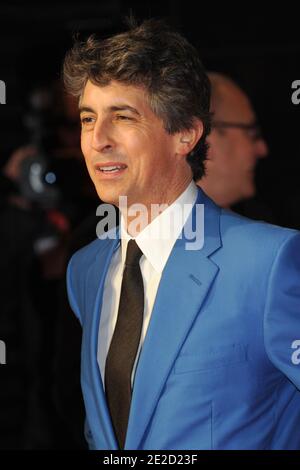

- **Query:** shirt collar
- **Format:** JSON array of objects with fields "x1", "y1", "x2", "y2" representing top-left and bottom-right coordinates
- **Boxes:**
[{"x1": 120, "y1": 180, "x2": 198, "y2": 273}]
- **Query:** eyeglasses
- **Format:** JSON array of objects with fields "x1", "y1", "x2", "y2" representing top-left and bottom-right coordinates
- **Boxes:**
[{"x1": 212, "y1": 120, "x2": 262, "y2": 141}]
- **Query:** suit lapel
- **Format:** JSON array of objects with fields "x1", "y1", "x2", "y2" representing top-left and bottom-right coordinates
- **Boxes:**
[{"x1": 125, "y1": 189, "x2": 222, "y2": 449}]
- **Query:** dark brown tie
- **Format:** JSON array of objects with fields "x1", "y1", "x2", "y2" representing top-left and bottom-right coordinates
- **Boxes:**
[{"x1": 105, "y1": 239, "x2": 144, "y2": 449}]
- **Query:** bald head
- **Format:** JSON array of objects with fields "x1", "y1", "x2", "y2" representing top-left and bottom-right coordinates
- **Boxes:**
[
  {"x1": 208, "y1": 72, "x2": 254, "y2": 123},
  {"x1": 197, "y1": 72, "x2": 268, "y2": 208}
]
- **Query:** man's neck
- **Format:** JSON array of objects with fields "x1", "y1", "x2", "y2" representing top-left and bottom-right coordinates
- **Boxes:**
[{"x1": 120, "y1": 178, "x2": 194, "y2": 237}]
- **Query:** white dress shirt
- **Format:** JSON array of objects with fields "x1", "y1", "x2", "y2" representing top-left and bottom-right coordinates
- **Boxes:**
[{"x1": 97, "y1": 180, "x2": 198, "y2": 389}]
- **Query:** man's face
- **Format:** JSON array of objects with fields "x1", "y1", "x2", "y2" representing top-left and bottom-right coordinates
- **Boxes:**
[
  {"x1": 80, "y1": 80, "x2": 188, "y2": 208},
  {"x1": 207, "y1": 87, "x2": 268, "y2": 204}
]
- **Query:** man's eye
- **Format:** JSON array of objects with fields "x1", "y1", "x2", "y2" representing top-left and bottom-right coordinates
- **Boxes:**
[
  {"x1": 81, "y1": 117, "x2": 94, "y2": 124},
  {"x1": 115, "y1": 115, "x2": 132, "y2": 121}
]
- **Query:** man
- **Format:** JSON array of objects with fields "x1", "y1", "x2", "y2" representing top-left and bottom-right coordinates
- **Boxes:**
[
  {"x1": 198, "y1": 72, "x2": 268, "y2": 208},
  {"x1": 64, "y1": 19, "x2": 300, "y2": 450}
]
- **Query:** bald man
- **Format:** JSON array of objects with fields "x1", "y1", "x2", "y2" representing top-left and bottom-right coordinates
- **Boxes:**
[{"x1": 198, "y1": 72, "x2": 268, "y2": 208}]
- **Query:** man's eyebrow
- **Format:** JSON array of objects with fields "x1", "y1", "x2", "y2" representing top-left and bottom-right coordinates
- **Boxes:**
[
  {"x1": 109, "y1": 105, "x2": 141, "y2": 116},
  {"x1": 79, "y1": 105, "x2": 96, "y2": 114},
  {"x1": 79, "y1": 104, "x2": 141, "y2": 116}
]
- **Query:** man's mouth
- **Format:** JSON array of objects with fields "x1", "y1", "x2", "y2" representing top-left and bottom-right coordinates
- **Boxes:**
[{"x1": 94, "y1": 162, "x2": 128, "y2": 175}]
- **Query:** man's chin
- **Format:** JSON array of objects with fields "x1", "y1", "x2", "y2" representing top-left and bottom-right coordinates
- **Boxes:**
[
  {"x1": 95, "y1": 188, "x2": 120, "y2": 207},
  {"x1": 243, "y1": 181, "x2": 256, "y2": 200}
]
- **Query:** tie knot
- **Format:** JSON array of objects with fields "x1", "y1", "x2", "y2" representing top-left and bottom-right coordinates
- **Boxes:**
[{"x1": 125, "y1": 240, "x2": 143, "y2": 267}]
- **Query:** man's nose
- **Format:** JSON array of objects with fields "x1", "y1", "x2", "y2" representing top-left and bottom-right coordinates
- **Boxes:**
[
  {"x1": 255, "y1": 137, "x2": 268, "y2": 160},
  {"x1": 91, "y1": 119, "x2": 115, "y2": 152}
]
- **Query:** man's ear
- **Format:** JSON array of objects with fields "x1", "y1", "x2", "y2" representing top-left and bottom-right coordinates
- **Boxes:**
[{"x1": 175, "y1": 119, "x2": 204, "y2": 157}]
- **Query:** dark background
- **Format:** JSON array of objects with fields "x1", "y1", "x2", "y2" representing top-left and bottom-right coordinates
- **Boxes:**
[
  {"x1": 0, "y1": 0, "x2": 299, "y2": 450},
  {"x1": 1, "y1": 1, "x2": 300, "y2": 226}
]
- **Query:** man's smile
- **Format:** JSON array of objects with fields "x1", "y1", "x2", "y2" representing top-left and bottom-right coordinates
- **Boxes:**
[{"x1": 94, "y1": 162, "x2": 128, "y2": 178}]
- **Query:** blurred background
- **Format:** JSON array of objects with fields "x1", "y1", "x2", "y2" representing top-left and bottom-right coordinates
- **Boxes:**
[{"x1": 0, "y1": 0, "x2": 299, "y2": 449}]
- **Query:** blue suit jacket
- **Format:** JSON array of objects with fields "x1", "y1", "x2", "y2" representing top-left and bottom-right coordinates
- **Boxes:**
[{"x1": 67, "y1": 188, "x2": 300, "y2": 449}]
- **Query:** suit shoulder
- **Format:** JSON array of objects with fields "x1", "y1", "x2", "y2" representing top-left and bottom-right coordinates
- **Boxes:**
[
  {"x1": 69, "y1": 226, "x2": 119, "y2": 270},
  {"x1": 220, "y1": 208, "x2": 300, "y2": 250}
]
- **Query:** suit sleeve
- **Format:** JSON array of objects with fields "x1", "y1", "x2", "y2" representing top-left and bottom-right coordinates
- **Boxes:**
[
  {"x1": 264, "y1": 231, "x2": 300, "y2": 390},
  {"x1": 66, "y1": 254, "x2": 82, "y2": 324},
  {"x1": 84, "y1": 417, "x2": 97, "y2": 450}
]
